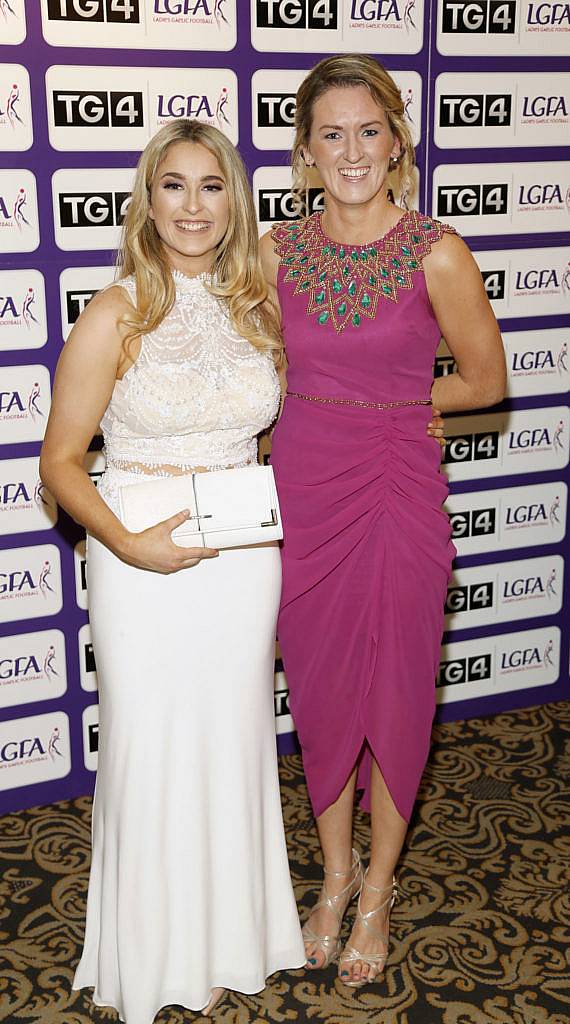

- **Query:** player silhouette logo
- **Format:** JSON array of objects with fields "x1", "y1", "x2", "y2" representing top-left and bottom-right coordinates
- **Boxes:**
[
  {"x1": 28, "y1": 380, "x2": 43, "y2": 419},
  {"x1": 0, "y1": 0, "x2": 17, "y2": 20},
  {"x1": 549, "y1": 495, "x2": 561, "y2": 526},
  {"x1": 546, "y1": 567, "x2": 557, "y2": 598},
  {"x1": 404, "y1": 0, "x2": 417, "y2": 29},
  {"x1": 557, "y1": 341, "x2": 568, "y2": 374},
  {"x1": 543, "y1": 639, "x2": 554, "y2": 667},
  {"x1": 44, "y1": 646, "x2": 59, "y2": 679},
  {"x1": 13, "y1": 187, "x2": 29, "y2": 228},
  {"x1": 403, "y1": 88, "x2": 414, "y2": 123},
  {"x1": 553, "y1": 419, "x2": 565, "y2": 452},
  {"x1": 48, "y1": 726, "x2": 64, "y2": 760},
  {"x1": 216, "y1": 87, "x2": 230, "y2": 127},
  {"x1": 39, "y1": 560, "x2": 54, "y2": 596},
  {"x1": 562, "y1": 262, "x2": 570, "y2": 295},
  {"x1": 214, "y1": 0, "x2": 228, "y2": 25},
  {"x1": 22, "y1": 287, "x2": 38, "y2": 327}
]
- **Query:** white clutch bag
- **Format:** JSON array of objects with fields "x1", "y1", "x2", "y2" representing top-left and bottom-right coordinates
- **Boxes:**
[{"x1": 118, "y1": 464, "x2": 282, "y2": 550}]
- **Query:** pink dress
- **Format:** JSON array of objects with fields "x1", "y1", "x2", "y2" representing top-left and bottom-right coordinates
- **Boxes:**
[{"x1": 270, "y1": 210, "x2": 457, "y2": 823}]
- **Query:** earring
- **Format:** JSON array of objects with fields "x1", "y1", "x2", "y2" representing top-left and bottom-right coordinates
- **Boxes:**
[{"x1": 389, "y1": 155, "x2": 399, "y2": 170}]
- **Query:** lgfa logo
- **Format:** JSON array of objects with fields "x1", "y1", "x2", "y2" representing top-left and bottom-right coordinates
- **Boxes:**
[
  {"x1": 508, "y1": 418, "x2": 565, "y2": 453},
  {"x1": 153, "y1": 0, "x2": 230, "y2": 26},
  {"x1": 157, "y1": 86, "x2": 231, "y2": 129},
  {"x1": 521, "y1": 93, "x2": 568, "y2": 124},
  {"x1": 518, "y1": 181, "x2": 569, "y2": 210},
  {"x1": 511, "y1": 341, "x2": 568, "y2": 375},
  {"x1": 526, "y1": 1, "x2": 570, "y2": 27},
  {"x1": 0, "y1": 81, "x2": 24, "y2": 130},
  {"x1": 350, "y1": 0, "x2": 419, "y2": 31},
  {"x1": 504, "y1": 495, "x2": 562, "y2": 528},
  {"x1": 0, "y1": 286, "x2": 38, "y2": 330},
  {"x1": 503, "y1": 566, "x2": 558, "y2": 600},
  {"x1": 0, "y1": 380, "x2": 44, "y2": 420},
  {"x1": 0, "y1": 644, "x2": 59, "y2": 684},
  {"x1": 500, "y1": 640, "x2": 553, "y2": 671},
  {"x1": 515, "y1": 260, "x2": 570, "y2": 295},
  {"x1": 0, "y1": 186, "x2": 31, "y2": 231},
  {"x1": 0, "y1": 725, "x2": 65, "y2": 766},
  {"x1": 0, "y1": 560, "x2": 55, "y2": 600},
  {"x1": 0, "y1": 477, "x2": 48, "y2": 513}
]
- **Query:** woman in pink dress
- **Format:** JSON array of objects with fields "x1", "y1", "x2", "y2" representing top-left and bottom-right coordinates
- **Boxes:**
[{"x1": 261, "y1": 55, "x2": 506, "y2": 988}]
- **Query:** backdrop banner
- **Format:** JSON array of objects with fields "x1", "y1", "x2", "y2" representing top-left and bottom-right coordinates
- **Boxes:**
[{"x1": 0, "y1": 0, "x2": 568, "y2": 814}]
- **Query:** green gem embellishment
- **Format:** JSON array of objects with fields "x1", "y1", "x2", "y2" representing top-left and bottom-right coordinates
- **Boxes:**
[
  {"x1": 318, "y1": 271, "x2": 327, "y2": 282},
  {"x1": 380, "y1": 267, "x2": 389, "y2": 279},
  {"x1": 290, "y1": 270, "x2": 300, "y2": 278},
  {"x1": 351, "y1": 250, "x2": 359, "y2": 262},
  {"x1": 395, "y1": 274, "x2": 405, "y2": 285},
  {"x1": 369, "y1": 247, "x2": 378, "y2": 257},
  {"x1": 295, "y1": 243, "x2": 305, "y2": 251},
  {"x1": 369, "y1": 274, "x2": 377, "y2": 286},
  {"x1": 342, "y1": 265, "x2": 351, "y2": 277},
  {"x1": 408, "y1": 260, "x2": 418, "y2": 269},
  {"x1": 299, "y1": 254, "x2": 308, "y2": 264},
  {"x1": 322, "y1": 245, "x2": 330, "y2": 255},
  {"x1": 423, "y1": 222, "x2": 431, "y2": 229},
  {"x1": 339, "y1": 247, "x2": 346, "y2": 258},
  {"x1": 391, "y1": 257, "x2": 401, "y2": 268},
  {"x1": 315, "y1": 289, "x2": 326, "y2": 304},
  {"x1": 359, "y1": 250, "x2": 368, "y2": 262},
  {"x1": 337, "y1": 301, "x2": 347, "y2": 317},
  {"x1": 352, "y1": 312, "x2": 361, "y2": 327},
  {"x1": 412, "y1": 234, "x2": 421, "y2": 244},
  {"x1": 332, "y1": 278, "x2": 342, "y2": 294},
  {"x1": 382, "y1": 283, "x2": 392, "y2": 295},
  {"x1": 318, "y1": 311, "x2": 329, "y2": 325},
  {"x1": 307, "y1": 264, "x2": 317, "y2": 274},
  {"x1": 361, "y1": 292, "x2": 371, "y2": 309},
  {"x1": 348, "y1": 281, "x2": 357, "y2": 297},
  {"x1": 284, "y1": 257, "x2": 295, "y2": 265},
  {"x1": 401, "y1": 245, "x2": 411, "y2": 256},
  {"x1": 330, "y1": 245, "x2": 337, "y2": 255}
]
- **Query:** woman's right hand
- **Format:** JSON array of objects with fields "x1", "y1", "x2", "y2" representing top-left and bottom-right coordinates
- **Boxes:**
[{"x1": 119, "y1": 510, "x2": 219, "y2": 574}]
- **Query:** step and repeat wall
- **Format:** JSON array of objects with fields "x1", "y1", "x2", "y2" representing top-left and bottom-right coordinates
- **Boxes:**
[{"x1": 0, "y1": 0, "x2": 568, "y2": 813}]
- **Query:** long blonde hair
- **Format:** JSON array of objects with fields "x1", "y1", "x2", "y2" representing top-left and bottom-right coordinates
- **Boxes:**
[
  {"x1": 291, "y1": 55, "x2": 415, "y2": 214},
  {"x1": 117, "y1": 120, "x2": 282, "y2": 363}
]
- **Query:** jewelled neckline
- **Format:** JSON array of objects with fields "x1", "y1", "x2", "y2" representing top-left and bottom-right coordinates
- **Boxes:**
[
  {"x1": 271, "y1": 211, "x2": 456, "y2": 333},
  {"x1": 315, "y1": 209, "x2": 413, "y2": 252}
]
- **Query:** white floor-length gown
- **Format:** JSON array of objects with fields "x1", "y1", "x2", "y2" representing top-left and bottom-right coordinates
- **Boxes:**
[{"x1": 72, "y1": 271, "x2": 305, "y2": 1023}]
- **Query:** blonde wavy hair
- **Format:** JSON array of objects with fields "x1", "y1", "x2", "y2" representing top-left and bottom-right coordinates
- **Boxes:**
[
  {"x1": 291, "y1": 54, "x2": 415, "y2": 215},
  {"x1": 116, "y1": 119, "x2": 282, "y2": 364}
]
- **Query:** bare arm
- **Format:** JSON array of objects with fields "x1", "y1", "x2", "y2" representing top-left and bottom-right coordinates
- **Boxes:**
[
  {"x1": 40, "y1": 287, "x2": 217, "y2": 574},
  {"x1": 425, "y1": 233, "x2": 507, "y2": 413}
]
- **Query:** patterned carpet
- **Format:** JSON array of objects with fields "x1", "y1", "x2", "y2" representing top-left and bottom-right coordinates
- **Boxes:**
[{"x1": 1, "y1": 701, "x2": 569, "y2": 1024}]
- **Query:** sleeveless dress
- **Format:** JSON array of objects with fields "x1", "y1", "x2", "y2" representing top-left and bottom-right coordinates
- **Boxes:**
[
  {"x1": 270, "y1": 211, "x2": 457, "y2": 824},
  {"x1": 72, "y1": 271, "x2": 305, "y2": 1023}
]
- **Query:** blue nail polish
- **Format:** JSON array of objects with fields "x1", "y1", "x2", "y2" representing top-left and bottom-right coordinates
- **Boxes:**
[
  {"x1": 308, "y1": 958, "x2": 317, "y2": 965},
  {"x1": 341, "y1": 970, "x2": 349, "y2": 977}
]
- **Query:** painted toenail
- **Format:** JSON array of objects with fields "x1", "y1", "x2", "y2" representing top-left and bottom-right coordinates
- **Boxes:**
[
  {"x1": 309, "y1": 958, "x2": 317, "y2": 965},
  {"x1": 341, "y1": 970, "x2": 349, "y2": 976}
]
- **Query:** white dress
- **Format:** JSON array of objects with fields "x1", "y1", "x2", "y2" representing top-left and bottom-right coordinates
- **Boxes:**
[{"x1": 72, "y1": 271, "x2": 305, "y2": 1023}]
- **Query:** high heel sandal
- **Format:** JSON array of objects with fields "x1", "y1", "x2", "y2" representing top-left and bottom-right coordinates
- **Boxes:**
[
  {"x1": 338, "y1": 869, "x2": 400, "y2": 987},
  {"x1": 302, "y1": 848, "x2": 363, "y2": 969}
]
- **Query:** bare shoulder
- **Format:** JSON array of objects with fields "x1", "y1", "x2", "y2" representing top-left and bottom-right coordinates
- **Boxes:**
[
  {"x1": 259, "y1": 229, "x2": 280, "y2": 289},
  {"x1": 80, "y1": 281, "x2": 135, "y2": 325},
  {"x1": 424, "y1": 230, "x2": 474, "y2": 276}
]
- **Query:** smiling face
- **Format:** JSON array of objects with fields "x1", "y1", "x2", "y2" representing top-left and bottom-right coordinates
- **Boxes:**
[
  {"x1": 304, "y1": 85, "x2": 400, "y2": 212},
  {"x1": 148, "y1": 140, "x2": 230, "y2": 276}
]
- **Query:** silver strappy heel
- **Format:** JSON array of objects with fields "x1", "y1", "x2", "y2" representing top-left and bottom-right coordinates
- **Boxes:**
[
  {"x1": 338, "y1": 868, "x2": 400, "y2": 987},
  {"x1": 302, "y1": 848, "x2": 363, "y2": 969}
]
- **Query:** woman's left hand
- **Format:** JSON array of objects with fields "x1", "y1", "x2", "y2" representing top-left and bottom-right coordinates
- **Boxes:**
[{"x1": 428, "y1": 407, "x2": 445, "y2": 449}]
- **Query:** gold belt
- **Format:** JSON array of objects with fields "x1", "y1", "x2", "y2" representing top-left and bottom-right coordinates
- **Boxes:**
[{"x1": 287, "y1": 392, "x2": 432, "y2": 411}]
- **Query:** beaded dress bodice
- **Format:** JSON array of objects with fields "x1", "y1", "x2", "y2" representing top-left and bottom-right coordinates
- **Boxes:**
[{"x1": 100, "y1": 272, "x2": 280, "y2": 475}]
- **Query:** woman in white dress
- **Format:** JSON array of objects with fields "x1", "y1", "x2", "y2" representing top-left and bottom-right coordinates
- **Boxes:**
[{"x1": 39, "y1": 120, "x2": 305, "y2": 1022}]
